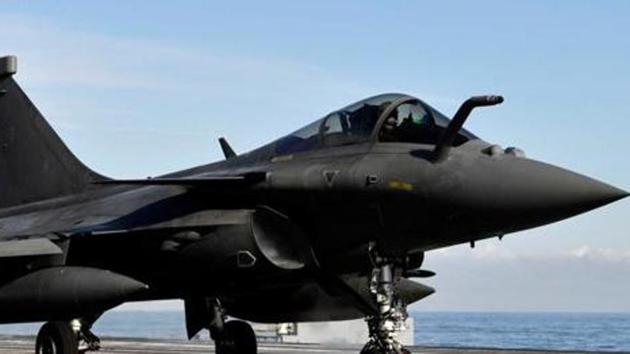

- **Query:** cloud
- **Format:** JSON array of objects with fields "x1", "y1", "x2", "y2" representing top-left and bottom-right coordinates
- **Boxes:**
[
  {"x1": 0, "y1": 13, "x2": 458, "y2": 136},
  {"x1": 0, "y1": 13, "x2": 366, "y2": 99},
  {"x1": 0, "y1": 13, "x2": 372, "y2": 177},
  {"x1": 431, "y1": 241, "x2": 517, "y2": 261},
  {"x1": 569, "y1": 245, "x2": 630, "y2": 263},
  {"x1": 0, "y1": 15, "x2": 157, "y2": 89},
  {"x1": 416, "y1": 240, "x2": 630, "y2": 312},
  {"x1": 430, "y1": 239, "x2": 630, "y2": 265}
]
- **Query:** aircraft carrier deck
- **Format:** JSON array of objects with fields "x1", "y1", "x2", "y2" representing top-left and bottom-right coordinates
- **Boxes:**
[{"x1": 0, "y1": 336, "x2": 606, "y2": 354}]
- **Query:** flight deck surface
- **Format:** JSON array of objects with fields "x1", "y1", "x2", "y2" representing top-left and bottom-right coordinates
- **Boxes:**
[{"x1": 0, "y1": 337, "x2": 605, "y2": 354}]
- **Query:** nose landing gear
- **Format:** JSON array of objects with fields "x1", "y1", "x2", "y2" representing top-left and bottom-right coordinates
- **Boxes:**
[{"x1": 361, "y1": 257, "x2": 411, "y2": 354}]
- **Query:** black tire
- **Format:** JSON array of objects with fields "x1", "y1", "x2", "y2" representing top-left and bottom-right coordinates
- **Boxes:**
[
  {"x1": 215, "y1": 320, "x2": 257, "y2": 354},
  {"x1": 35, "y1": 322, "x2": 78, "y2": 354},
  {"x1": 360, "y1": 343, "x2": 412, "y2": 354}
]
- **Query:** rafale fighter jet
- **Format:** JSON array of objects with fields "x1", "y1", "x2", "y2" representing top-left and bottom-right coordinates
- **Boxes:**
[{"x1": 0, "y1": 55, "x2": 627, "y2": 354}]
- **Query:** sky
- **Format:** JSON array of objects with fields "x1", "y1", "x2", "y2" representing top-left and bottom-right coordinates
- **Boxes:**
[{"x1": 1, "y1": 1, "x2": 629, "y2": 312}]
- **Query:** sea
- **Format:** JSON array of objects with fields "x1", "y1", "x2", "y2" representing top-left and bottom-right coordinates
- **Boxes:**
[{"x1": 1, "y1": 311, "x2": 629, "y2": 352}]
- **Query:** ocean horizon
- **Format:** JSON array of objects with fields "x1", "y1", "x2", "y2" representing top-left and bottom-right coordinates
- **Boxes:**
[{"x1": 1, "y1": 311, "x2": 628, "y2": 352}]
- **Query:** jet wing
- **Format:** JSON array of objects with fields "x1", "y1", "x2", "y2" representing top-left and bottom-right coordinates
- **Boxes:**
[
  {"x1": 0, "y1": 238, "x2": 63, "y2": 258},
  {"x1": 0, "y1": 173, "x2": 267, "y2": 240}
]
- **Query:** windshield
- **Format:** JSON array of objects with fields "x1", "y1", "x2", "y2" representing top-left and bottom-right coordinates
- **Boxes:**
[
  {"x1": 378, "y1": 99, "x2": 478, "y2": 146},
  {"x1": 428, "y1": 103, "x2": 478, "y2": 142},
  {"x1": 275, "y1": 94, "x2": 402, "y2": 155},
  {"x1": 273, "y1": 94, "x2": 479, "y2": 156}
]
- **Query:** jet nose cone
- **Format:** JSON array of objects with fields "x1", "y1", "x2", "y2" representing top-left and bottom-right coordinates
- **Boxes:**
[
  {"x1": 530, "y1": 163, "x2": 625, "y2": 208},
  {"x1": 496, "y1": 159, "x2": 627, "y2": 228},
  {"x1": 568, "y1": 178, "x2": 628, "y2": 208}
]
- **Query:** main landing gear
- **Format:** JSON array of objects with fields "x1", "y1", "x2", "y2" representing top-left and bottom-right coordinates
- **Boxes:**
[
  {"x1": 207, "y1": 299, "x2": 257, "y2": 354},
  {"x1": 35, "y1": 319, "x2": 100, "y2": 354},
  {"x1": 361, "y1": 254, "x2": 411, "y2": 354}
]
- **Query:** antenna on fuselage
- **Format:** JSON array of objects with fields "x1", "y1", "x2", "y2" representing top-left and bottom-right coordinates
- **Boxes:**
[{"x1": 218, "y1": 137, "x2": 237, "y2": 159}]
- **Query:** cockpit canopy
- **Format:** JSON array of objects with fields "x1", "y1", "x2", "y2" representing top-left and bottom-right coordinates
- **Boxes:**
[{"x1": 275, "y1": 93, "x2": 478, "y2": 156}]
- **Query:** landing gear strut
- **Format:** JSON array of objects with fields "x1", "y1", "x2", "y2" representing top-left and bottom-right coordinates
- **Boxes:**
[
  {"x1": 35, "y1": 319, "x2": 100, "y2": 354},
  {"x1": 208, "y1": 299, "x2": 257, "y2": 354},
  {"x1": 361, "y1": 254, "x2": 411, "y2": 354}
]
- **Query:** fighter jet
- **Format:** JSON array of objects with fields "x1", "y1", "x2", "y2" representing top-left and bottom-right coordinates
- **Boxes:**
[{"x1": 0, "y1": 55, "x2": 626, "y2": 354}]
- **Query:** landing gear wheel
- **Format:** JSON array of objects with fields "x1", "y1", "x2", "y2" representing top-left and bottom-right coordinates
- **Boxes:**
[
  {"x1": 360, "y1": 339, "x2": 412, "y2": 354},
  {"x1": 35, "y1": 322, "x2": 78, "y2": 354},
  {"x1": 215, "y1": 320, "x2": 257, "y2": 354},
  {"x1": 360, "y1": 344, "x2": 412, "y2": 354}
]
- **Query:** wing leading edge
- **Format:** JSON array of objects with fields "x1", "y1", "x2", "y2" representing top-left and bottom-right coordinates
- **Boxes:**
[{"x1": 93, "y1": 172, "x2": 266, "y2": 187}]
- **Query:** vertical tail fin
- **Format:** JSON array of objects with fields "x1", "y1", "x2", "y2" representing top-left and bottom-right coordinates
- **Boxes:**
[{"x1": 0, "y1": 56, "x2": 106, "y2": 209}]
